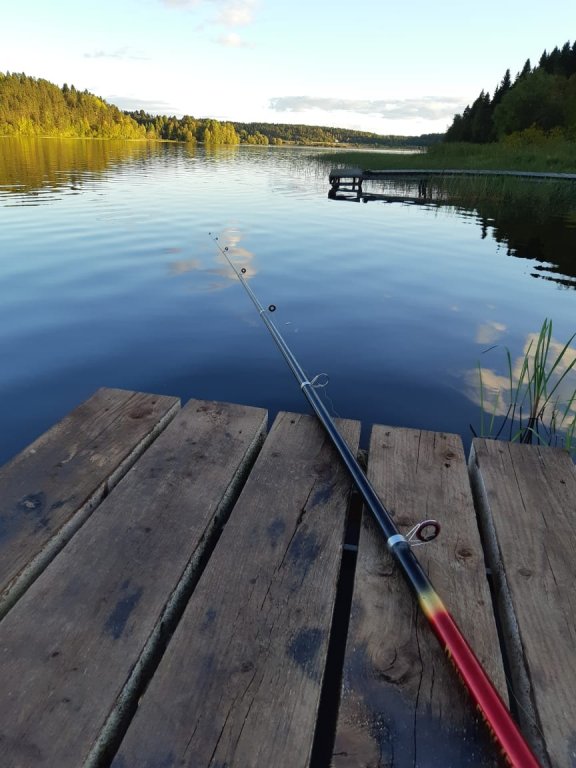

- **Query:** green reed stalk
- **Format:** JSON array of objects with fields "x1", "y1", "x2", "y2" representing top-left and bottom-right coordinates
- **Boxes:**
[{"x1": 477, "y1": 319, "x2": 576, "y2": 458}]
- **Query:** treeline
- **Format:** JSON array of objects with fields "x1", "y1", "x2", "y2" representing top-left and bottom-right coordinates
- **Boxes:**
[
  {"x1": 127, "y1": 112, "x2": 441, "y2": 147},
  {"x1": 126, "y1": 111, "x2": 240, "y2": 144},
  {"x1": 445, "y1": 41, "x2": 576, "y2": 143},
  {"x1": 0, "y1": 70, "x2": 443, "y2": 147},
  {"x1": 0, "y1": 73, "x2": 242, "y2": 143},
  {"x1": 0, "y1": 72, "x2": 147, "y2": 139},
  {"x1": 230, "y1": 122, "x2": 442, "y2": 147}
]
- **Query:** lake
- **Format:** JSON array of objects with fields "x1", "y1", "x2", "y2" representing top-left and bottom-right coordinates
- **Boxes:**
[{"x1": 1, "y1": 137, "x2": 576, "y2": 466}]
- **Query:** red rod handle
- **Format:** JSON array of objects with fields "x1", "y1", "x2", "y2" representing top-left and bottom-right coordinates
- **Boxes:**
[{"x1": 425, "y1": 600, "x2": 541, "y2": 767}]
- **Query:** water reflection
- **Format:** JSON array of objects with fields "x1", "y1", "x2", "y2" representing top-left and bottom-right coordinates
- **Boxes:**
[
  {"x1": 217, "y1": 229, "x2": 257, "y2": 279},
  {"x1": 478, "y1": 205, "x2": 576, "y2": 289},
  {"x1": 0, "y1": 136, "x2": 157, "y2": 200},
  {"x1": 475, "y1": 322, "x2": 507, "y2": 346},
  {"x1": 169, "y1": 258, "x2": 203, "y2": 275},
  {"x1": 167, "y1": 227, "x2": 257, "y2": 292},
  {"x1": 0, "y1": 138, "x2": 326, "y2": 207},
  {"x1": 2, "y1": 139, "x2": 576, "y2": 467},
  {"x1": 465, "y1": 327, "x2": 576, "y2": 443},
  {"x1": 328, "y1": 175, "x2": 576, "y2": 289}
]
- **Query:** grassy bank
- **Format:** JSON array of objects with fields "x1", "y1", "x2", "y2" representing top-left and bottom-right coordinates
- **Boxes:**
[
  {"x1": 316, "y1": 135, "x2": 576, "y2": 215},
  {"x1": 315, "y1": 137, "x2": 576, "y2": 174},
  {"x1": 345, "y1": 172, "x2": 576, "y2": 217}
]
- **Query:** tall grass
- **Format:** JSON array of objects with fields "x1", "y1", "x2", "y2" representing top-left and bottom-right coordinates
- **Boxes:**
[
  {"x1": 314, "y1": 137, "x2": 576, "y2": 216},
  {"x1": 360, "y1": 174, "x2": 575, "y2": 215},
  {"x1": 314, "y1": 136, "x2": 576, "y2": 173},
  {"x1": 475, "y1": 319, "x2": 576, "y2": 458}
]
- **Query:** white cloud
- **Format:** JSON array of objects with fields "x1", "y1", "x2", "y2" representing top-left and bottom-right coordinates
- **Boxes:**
[
  {"x1": 169, "y1": 258, "x2": 202, "y2": 275},
  {"x1": 160, "y1": 0, "x2": 258, "y2": 48},
  {"x1": 465, "y1": 332, "x2": 576, "y2": 422},
  {"x1": 216, "y1": 0, "x2": 256, "y2": 26},
  {"x1": 161, "y1": 0, "x2": 257, "y2": 27},
  {"x1": 475, "y1": 321, "x2": 507, "y2": 345},
  {"x1": 215, "y1": 32, "x2": 251, "y2": 47},
  {"x1": 84, "y1": 48, "x2": 149, "y2": 60},
  {"x1": 269, "y1": 95, "x2": 464, "y2": 121},
  {"x1": 218, "y1": 228, "x2": 257, "y2": 279}
]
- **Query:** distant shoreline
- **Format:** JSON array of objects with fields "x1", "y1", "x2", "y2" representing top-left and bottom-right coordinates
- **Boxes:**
[{"x1": 0, "y1": 134, "x2": 427, "y2": 151}]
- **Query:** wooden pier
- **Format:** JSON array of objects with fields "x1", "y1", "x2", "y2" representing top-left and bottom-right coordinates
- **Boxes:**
[
  {"x1": 328, "y1": 166, "x2": 576, "y2": 203},
  {"x1": 0, "y1": 387, "x2": 574, "y2": 767}
]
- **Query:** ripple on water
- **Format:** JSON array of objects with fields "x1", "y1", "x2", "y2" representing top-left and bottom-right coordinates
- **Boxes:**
[{"x1": 1, "y1": 140, "x2": 576, "y2": 465}]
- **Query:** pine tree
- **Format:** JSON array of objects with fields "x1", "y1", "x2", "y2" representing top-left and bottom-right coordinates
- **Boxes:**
[
  {"x1": 469, "y1": 91, "x2": 493, "y2": 142},
  {"x1": 516, "y1": 59, "x2": 532, "y2": 82},
  {"x1": 493, "y1": 69, "x2": 512, "y2": 104}
]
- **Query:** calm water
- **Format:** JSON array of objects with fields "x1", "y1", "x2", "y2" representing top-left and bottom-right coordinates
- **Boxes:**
[{"x1": 1, "y1": 137, "x2": 576, "y2": 465}]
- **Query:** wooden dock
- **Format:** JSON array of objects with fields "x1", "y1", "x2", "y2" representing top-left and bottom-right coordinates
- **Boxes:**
[
  {"x1": 0, "y1": 387, "x2": 574, "y2": 767},
  {"x1": 328, "y1": 167, "x2": 576, "y2": 203}
]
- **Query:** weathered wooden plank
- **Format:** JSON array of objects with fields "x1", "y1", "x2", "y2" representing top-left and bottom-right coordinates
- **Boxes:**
[
  {"x1": 334, "y1": 427, "x2": 506, "y2": 767},
  {"x1": 469, "y1": 439, "x2": 576, "y2": 768},
  {"x1": 112, "y1": 411, "x2": 361, "y2": 768},
  {"x1": 0, "y1": 399, "x2": 267, "y2": 768},
  {"x1": 330, "y1": 167, "x2": 363, "y2": 179},
  {"x1": 0, "y1": 387, "x2": 180, "y2": 618}
]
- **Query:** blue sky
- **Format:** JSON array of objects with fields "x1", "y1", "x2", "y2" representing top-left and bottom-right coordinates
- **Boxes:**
[{"x1": 2, "y1": 0, "x2": 575, "y2": 135}]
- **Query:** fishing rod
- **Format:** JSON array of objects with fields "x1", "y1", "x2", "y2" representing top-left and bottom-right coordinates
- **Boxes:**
[{"x1": 210, "y1": 233, "x2": 541, "y2": 768}]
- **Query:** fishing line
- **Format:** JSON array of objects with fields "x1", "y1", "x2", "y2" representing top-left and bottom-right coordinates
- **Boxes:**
[
  {"x1": 307, "y1": 373, "x2": 341, "y2": 420},
  {"x1": 210, "y1": 232, "x2": 542, "y2": 768},
  {"x1": 317, "y1": 379, "x2": 341, "y2": 420}
]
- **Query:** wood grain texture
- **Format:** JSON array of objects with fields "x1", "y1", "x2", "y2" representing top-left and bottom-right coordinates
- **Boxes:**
[
  {"x1": 112, "y1": 411, "x2": 361, "y2": 768},
  {"x1": 0, "y1": 387, "x2": 180, "y2": 618},
  {"x1": 334, "y1": 427, "x2": 506, "y2": 768},
  {"x1": 469, "y1": 439, "x2": 576, "y2": 768},
  {"x1": 0, "y1": 399, "x2": 267, "y2": 768}
]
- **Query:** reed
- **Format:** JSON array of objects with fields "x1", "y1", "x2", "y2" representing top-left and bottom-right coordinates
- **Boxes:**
[
  {"x1": 315, "y1": 143, "x2": 576, "y2": 217},
  {"x1": 315, "y1": 136, "x2": 576, "y2": 173},
  {"x1": 475, "y1": 319, "x2": 576, "y2": 457},
  {"x1": 361, "y1": 173, "x2": 575, "y2": 218},
  {"x1": 414, "y1": 173, "x2": 573, "y2": 208}
]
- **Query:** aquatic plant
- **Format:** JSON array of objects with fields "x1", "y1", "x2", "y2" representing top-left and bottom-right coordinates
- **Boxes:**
[
  {"x1": 315, "y1": 136, "x2": 576, "y2": 173},
  {"x1": 474, "y1": 319, "x2": 576, "y2": 457},
  {"x1": 315, "y1": 144, "x2": 576, "y2": 220}
]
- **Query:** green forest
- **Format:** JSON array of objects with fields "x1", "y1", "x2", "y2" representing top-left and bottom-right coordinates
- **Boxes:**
[
  {"x1": 229, "y1": 122, "x2": 441, "y2": 147},
  {"x1": 125, "y1": 111, "x2": 240, "y2": 144},
  {"x1": 107, "y1": 111, "x2": 440, "y2": 147},
  {"x1": 0, "y1": 73, "x2": 242, "y2": 143},
  {"x1": 445, "y1": 40, "x2": 576, "y2": 143},
  {"x1": 0, "y1": 73, "x2": 147, "y2": 139},
  {"x1": 0, "y1": 71, "x2": 439, "y2": 147},
  {"x1": 4, "y1": 40, "x2": 576, "y2": 151}
]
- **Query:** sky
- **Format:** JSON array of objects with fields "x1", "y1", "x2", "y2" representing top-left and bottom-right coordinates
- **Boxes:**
[{"x1": 2, "y1": 0, "x2": 575, "y2": 136}]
